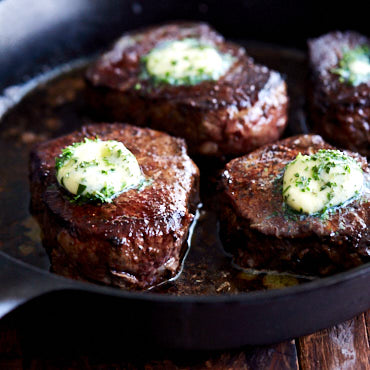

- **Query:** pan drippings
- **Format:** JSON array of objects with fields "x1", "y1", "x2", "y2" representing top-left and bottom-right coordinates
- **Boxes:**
[{"x1": 0, "y1": 43, "x2": 314, "y2": 294}]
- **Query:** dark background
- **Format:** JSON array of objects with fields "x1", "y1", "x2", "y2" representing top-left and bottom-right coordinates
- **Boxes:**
[{"x1": 0, "y1": 0, "x2": 368, "y2": 89}]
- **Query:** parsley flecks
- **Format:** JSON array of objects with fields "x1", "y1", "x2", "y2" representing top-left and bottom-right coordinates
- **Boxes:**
[
  {"x1": 295, "y1": 176, "x2": 311, "y2": 192},
  {"x1": 103, "y1": 157, "x2": 114, "y2": 166},
  {"x1": 78, "y1": 160, "x2": 98, "y2": 169},
  {"x1": 72, "y1": 185, "x2": 116, "y2": 204},
  {"x1": 55, "y1": 137, "x2": 149, "y2": 205},
  {"x1": 282, "y1": 148, "x2": 363, "y2": 216},
  {"x1": 77, "y1": 183, "x2": 87, "y2": 195},
  {"x1": 55, "y1": 137, "x2": 99, "y2": 172},
  {"x1": 309, "y1": 150, "x2": 362, "y2": 185},
  {"x1": 55, "y1": 148, "x2": 73, "y2": 171},
  {"x1": 331, "y1": 45, "x2": 370, "y2": 86},
  {"x1": 283, "y1": 185, "x2": 291, "y2": 194},
  {"x1": 141, "y1": 38, "x2": 234, "y2": 86}
]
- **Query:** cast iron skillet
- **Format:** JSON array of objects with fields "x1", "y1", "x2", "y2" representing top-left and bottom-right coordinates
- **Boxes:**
[{"x1": 0, "y1": 0, "x2": 369, "y2": 350}]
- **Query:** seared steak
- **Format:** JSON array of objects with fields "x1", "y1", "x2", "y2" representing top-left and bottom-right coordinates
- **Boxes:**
[
  {"x1": 30, "y1": 123, "x2": 199, "y2": 289},
  {"x1": 86, "y1": 22, "x2": 288, "y2": 158},
  {"x1": 308, "y1": 31, "x2": 370, "y2": 157},
  {"x1": 219, "y1": 135, "x2": 369, "y2": 276}
]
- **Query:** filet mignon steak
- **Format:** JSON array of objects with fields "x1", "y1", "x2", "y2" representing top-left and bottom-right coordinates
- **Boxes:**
[
  {"x1": 86, "y1": 22, "x2": 288, "y2": 158},
  {"x1": 29, "y1": 123, "x2": 200, "y2": 289},
  {"x1": 308, "y1": 31, "x2": 370, "y2": 157},
  {"x1": 220, "y1": 134, "x2": 369, "y2": 276}
]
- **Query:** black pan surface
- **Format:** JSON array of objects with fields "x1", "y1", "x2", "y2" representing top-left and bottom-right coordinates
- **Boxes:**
[{"x1": 0, "y1": 0, "x2": 369, "y2": 350}]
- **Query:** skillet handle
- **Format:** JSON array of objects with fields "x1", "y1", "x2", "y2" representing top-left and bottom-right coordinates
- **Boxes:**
[{"x1": 0, "y1": 252, "x2": 74, "y2": 319}]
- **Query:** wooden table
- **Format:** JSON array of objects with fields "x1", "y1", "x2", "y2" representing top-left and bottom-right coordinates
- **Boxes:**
[{"x1": 0, "y1": 310, "x2": 368, "y2": 369}]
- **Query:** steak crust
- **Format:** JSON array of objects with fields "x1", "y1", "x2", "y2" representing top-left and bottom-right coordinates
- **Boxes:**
[
  {"x1": 86, "y1": 22, "x2": 288, "y2": 158},
  {"x1": 308, "y1": 31, "x2": 370, "y2": 157},
  {"x1": 30, "y1": 123, "x2": 199, "y2": 289},
  {"x1": 220, "y1": 134, "x2": 369, "y2": 276}
]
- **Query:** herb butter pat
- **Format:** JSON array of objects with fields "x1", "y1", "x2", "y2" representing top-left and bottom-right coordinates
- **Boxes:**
[
  {"x1": 332, "y1": 45, "x2": 370, "y2": 86},
  {"x1": 56, "y1": 138, "x2": 145, "y2": 203},
  {"x1": 282, "y1": 150, "x2": 363, "y2": 214},
  {"x1": 143, "y1": 38, "x2": 234, "y2": 85}
]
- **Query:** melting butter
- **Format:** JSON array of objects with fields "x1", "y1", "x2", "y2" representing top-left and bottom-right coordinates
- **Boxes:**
[
  {"x1": 283, "y1": 150, "x2": 363, "y2": 214},
  {"x1": 143, "y1": 38, "x2": 234, "y2": 85},
  {"x1": 332, "y1": 45, "x2": 370, "y2": 86},
  {"x1": 56, "y1": 138, "x2": 144, "y2": 203}
]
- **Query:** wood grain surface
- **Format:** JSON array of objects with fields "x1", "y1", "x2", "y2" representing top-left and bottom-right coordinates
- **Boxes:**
[
  {"x1": 298, "y1": 314, "x2": 370, "y2": 370},
  {"x1": 0, "y1": 311, "x2": 368, "y2": 369}
]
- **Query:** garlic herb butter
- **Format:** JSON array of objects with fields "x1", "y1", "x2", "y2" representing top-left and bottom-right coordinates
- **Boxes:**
[
  {"x1": 332, "y1": 45, "x2": 370, "y2": 86},
  {"x1": 282, "y1": 150, "x2": 363, "y2": 215},
  {"x1": 142, "y1": 38, "x2": 234, "y2": 85},
  {"x1": 55, "y1": 138, "x2": 146, "y2": 203}
]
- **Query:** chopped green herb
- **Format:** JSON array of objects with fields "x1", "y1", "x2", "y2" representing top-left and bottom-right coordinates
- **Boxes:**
[
  {"x1": 282, "y1": 148, "x2": 363, "y2": 216},
  {"x1": 283, "y1": 185, "x2": 291, "y2": 194},
  {"x1": 56, "y1": 138, "x2": 151, "y2": 205},
  {"x1": 141, "y1": 38, "x2": 234, "y2": 86},
  {"x1": 77, "y1": 183, "x2": 87, "y2": 195},
  {"x1": 331, "y1": 45, "x2": 370, "y2": 86},
  {"x1": 78, "y1": 160, "x2": 98, "y2": 169},
  {"x1": 103, "y1": 157, "x2": 114, "y2": 166}
]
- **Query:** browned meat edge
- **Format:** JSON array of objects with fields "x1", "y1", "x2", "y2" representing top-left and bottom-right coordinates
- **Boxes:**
[
  {"x1": 29, "y1": 123, "x2": 200, "y2": 289},
  {"x1": 308, "y1": 31, "x2": 370, "y2": 157},
  {"x1": 220, "y1": 134, "x2": 369, "y2": 276},
  {"x1": 86, "y1": 21, "x2": 288, "y2": 158}
]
